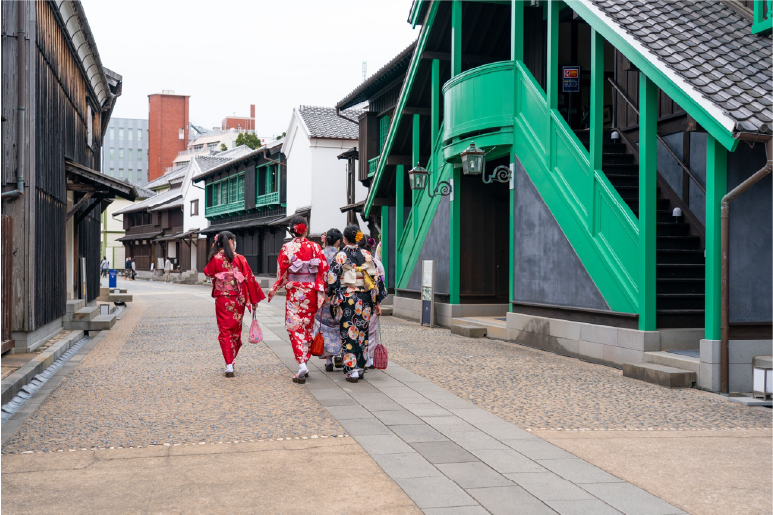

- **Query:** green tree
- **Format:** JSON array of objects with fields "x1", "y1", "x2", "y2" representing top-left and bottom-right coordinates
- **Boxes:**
[
  {"x1": 235, "y1": 132, "x2": 262, "y2": 150},
  {"x1": 220, "y1": 143, "x2": 228, "y2": 151}
]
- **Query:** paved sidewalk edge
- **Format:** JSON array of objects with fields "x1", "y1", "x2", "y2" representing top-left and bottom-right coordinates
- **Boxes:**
[{"x1": 1, "y1": 330, "x2": 86, "y2": 405}]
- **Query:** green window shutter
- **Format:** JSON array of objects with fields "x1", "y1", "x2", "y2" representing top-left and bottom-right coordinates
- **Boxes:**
[
  {"x1": 213, "y1": 183, "x2": 220, "y2": 206},
  {"x1": 229, "y1": 177, "x2": 237, "y2": 204},
  {"x1": 206, "y1": 184, "x2": 212, "y2": 207},
  {"x1": 266, "y1": 165, "x2": 274, "y2": 193},
  {"x1": 379, "y1": 115, "x2": 391, "y2": 151},
  {"x1": 221, "y1": 180, "x2": 228, "y2": 204},
  {"x1": 237, "y1": 174, "x2": 244, "y2": 202}
]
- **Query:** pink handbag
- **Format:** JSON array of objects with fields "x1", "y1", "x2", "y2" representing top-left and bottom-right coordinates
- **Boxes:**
[{"x1": 248, "y1": 310, "x2": 263, "y2": 344}]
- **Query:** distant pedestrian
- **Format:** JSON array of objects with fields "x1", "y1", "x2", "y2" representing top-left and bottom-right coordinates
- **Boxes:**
[
  {"x1": 100, "y1": 256, "x2": 110, "y2": 278},
  {"x1": 268, "y1": 215, "x2": 328, "y2": 384},
  {"x1": 315, "y1": 228, "x2": 343, "y2": 372},
  {"x1": 327, "y1": 225, "x2": 387, "y2": 383},
  {"x1": 130, "y1": 258, "x2": 137, "y2": 281},
  {"x1": 125, "y1": 257, "x2": 132, "y2": 279},
  {"x1": 204, "y1": 231, "x2": 265, "y2": 378},
  {"x1": 164, "y1": 257, "x2": 173, "y2": 283}
]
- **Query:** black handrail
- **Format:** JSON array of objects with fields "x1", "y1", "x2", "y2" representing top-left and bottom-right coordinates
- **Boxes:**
[{"x1": 607, "y1": 78, "x2": 705, "y2": 194}]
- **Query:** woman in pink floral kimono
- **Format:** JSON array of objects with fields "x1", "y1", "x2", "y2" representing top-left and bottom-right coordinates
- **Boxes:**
[
  {"x1": 203, "y1": 231, "x2": 265, "y2": 377},
  {"x1": 268, "y1": 215, "x2": 329, "y2": 384}
]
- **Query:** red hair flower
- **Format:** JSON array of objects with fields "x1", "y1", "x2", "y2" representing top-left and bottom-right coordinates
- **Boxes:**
[{"x1": 294, "y1": 223, "x2": 307, "y2": 235}]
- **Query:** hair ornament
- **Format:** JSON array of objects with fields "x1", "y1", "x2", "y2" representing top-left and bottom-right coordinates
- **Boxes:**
[
  {"x1": 367, "y1": 237, "x2": 376, "y2": 247},
  {"x1": 214, "y1": 234, "x2": 219, "y2": 243},
  {"x1": 355, "y1": 230, "x2": 363, "y2": 242},
  {"x1": 294, "y1": 223, "x2": 307, "y2": 235}
]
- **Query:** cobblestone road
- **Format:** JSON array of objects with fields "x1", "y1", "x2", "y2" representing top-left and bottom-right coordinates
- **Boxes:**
[
  {"x1": 381, "y1": 318, "x2": 772, "y2": 431},
  {"x1": 3, "y1": 282, "x2": 343, "y2": 454}
]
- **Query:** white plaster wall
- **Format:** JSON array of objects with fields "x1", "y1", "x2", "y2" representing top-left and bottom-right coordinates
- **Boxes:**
[
  {"x1": 284, "y1": 114, "x2": 313, "y2": 223},
  {"x1": 310, "y1": 138, "x2": 354, "y2": 236}
]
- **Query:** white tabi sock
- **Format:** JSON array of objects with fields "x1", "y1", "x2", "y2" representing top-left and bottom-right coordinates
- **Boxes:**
[
  {"x1": 366, "y1": 358, "x2": 374, "y2": 368},
  {"x1": 225, "y1": 364, "x2": 234, "y2": 373},
  {"x1": 325, "y1": 357, "x2": 333, "y2": 365},
  {"x1": 298, "y1": 362, "x2": 308, "y2": 375},
  {"x1": 349, "y1": 370, "x2": 359, "y2": 379}
]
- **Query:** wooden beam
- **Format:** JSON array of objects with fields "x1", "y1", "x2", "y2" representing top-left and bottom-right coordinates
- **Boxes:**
[
  {"x1": 66, "y1": 183, "x2": 97, "y2": 192},
  {"x1": 638, "y1": 74, "x2": 658, "y2": 331},
  {"x1": 403, "y1": 107, "x2": 432, "y2": 117},
  {"x1": 66, "y1": 192, "x2": 94, "y2": 221},
  {"x1": 75, "y1": 195, "x2": 110, "y2": 226},
  {"x1": 386, "y1": 155, "x2": 413, "y2": 166}
]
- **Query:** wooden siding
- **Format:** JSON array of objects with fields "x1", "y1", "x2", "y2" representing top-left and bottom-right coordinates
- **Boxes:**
[{"x1": 1, "y1": 215, "x2": 14, "y2": 352}]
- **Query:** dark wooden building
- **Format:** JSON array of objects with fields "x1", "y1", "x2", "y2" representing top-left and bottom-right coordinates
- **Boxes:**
[
  {"x1": 194, "y1": 141, "x2": 288, "y2": 276},
  {"x1": 1, "y1": 1, "x2": 135, "y2": 352}
]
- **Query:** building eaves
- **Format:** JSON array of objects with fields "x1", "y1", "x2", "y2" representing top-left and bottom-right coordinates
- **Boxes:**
[
  {"x1": 113, "y1": 189, "x2": 182, "y2": 215},
  {"x1": 590, "y1": 0, "x2": 772, "y2": 136},
  {"x1": 298, "y1": 106, "x2": 361, "y2": 140},
  {"x1": 192, "y1": 143, "x2": 284, "y2": 183},
  {"x1": 336, "y1": 40, "x2": 417, "y2": 111}
]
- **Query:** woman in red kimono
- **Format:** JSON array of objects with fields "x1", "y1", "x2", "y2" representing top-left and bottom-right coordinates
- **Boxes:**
[
  {"x1": 268, "y1": 215, "x2": 328, "y2": 384},
  {"x1": 203, "y1": 231, "x2": 265, "y2": 377}
]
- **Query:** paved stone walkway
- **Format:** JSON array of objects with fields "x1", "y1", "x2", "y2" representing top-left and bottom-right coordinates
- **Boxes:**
[{"x1": 258, "y1": 302, "x2": 684, "y2": 515}]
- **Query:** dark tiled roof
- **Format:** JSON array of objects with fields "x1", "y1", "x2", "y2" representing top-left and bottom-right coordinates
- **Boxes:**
[
  {"x1": 592, "y1": 0, "x2": 772, "y2": 134},
  {"x1": 299, "y1": 106, "x2": 361, "y2": 139},
  {"x1": 336, "y1": 40, "x2": 417, "y2": 111},
  {"x1": 196, "y1": 155, "x2": 232, "y2": 173}
]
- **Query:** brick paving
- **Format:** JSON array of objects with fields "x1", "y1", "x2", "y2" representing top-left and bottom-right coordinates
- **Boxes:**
[
  {"x1": 2, "y1": 283, "x2": 343, "y2": 454},
  {"x1": 380, "y1": 318, "x2": 772, "y2": 431}
]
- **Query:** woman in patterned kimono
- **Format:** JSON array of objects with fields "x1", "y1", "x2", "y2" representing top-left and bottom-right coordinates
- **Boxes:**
[
  {"x1": 315, "y1": 228, "x2": 344, "y2": 372},
  {"x1": 268, "y1": 215, "x2": 328, "y2": 384},
  {"x1": 203, "y1": 231, "x2": 265, "y2": 377},
  {"x1": 366, "y1": 238, "x2": 386, "y2": 369},
  {"x1": 327, "y1": 225, "x2": 387, "y2": 383}
]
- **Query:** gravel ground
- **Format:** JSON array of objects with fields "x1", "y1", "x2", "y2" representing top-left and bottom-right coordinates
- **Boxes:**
[
  {"x1": 381, "y1": 317, "x2": 772, "y2": 431},
  {"x1": 3, "y1": 287, "x2": 343, "y2": 454}
]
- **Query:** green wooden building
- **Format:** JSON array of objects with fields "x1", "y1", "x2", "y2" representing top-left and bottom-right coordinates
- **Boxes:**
[{"x1": 364, "y1": 0, "x2": 772, "y2": 393}]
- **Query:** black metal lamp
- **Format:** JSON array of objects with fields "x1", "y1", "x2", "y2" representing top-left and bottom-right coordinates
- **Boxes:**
[
  {"x1": 460, "y1": 141, "x2": 485, "y2": 176},
  {"x1": 408, "y1": 162, "x2": 452, "y2": 198},
  {"x1": 408, "y1": 163, "x2": 429, "y2": 191}
]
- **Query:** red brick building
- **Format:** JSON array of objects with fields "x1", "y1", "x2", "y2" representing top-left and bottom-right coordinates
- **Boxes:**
[
  {"x1": 148, "y1": 92, "x2": 190, "y2": 181},
  {"x1": 221, "y1": 104, "x2": 255, "y2": 132}
]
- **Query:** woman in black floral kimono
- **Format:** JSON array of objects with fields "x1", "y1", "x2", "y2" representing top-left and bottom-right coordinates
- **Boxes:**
[{"x1": 327, "y1": 225, "x2": 387, "y2": 383}]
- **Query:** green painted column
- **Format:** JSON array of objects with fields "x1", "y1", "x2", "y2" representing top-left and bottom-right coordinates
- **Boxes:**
[
  {"x1": 512, "y1": 0, "x2": 524, "y2": 63},
  {"x1": 450, "y1": 166, "x2": 462, "y2": 304},
  {"x1": 705, "y1": 135, "x2": 727, "y2": 340},
  {"x1": 546, "y1": 0, "x2": 559, "y2": 111},
  {"x1": 589, "y1": 29, "x2": 604, "y2": 233},
  {"x1": 431, "y1": 58, "x2": 440, "y2": 184},
  {"x1": 381, "y1": 205, "x2": 390, "y2": 289},
  {"x1": 451, "y1": 0, "x2": 462, "y2": 77},
  {"x1": 395, "y1": 164, "x2": 405, "y2": 283},
  {"x1": 638, "y1": 74, "x2": 658, "y2": 331},
  {"x1": 511, "y1": 0, "x2": 523, "y2": 312},
  {"x1": 413, "y1": 113, "x2": 420, "y2": 236}
]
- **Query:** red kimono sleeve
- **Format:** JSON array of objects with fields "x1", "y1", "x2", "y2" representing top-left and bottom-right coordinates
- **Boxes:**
[
  {"x1": 203, "y1": 255, "x2": 218, "y2": 277},
  {"x1": 269, "y1": 246, "x2": 290, "y2": 297},
  {"x1": 237, "y1": 255, "x2": 266, "y2": 306}
]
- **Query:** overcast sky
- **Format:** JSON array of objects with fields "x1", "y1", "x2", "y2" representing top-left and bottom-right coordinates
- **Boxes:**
[{"x1": 83, "y1": 0, "x2": 418, "y2": 137}]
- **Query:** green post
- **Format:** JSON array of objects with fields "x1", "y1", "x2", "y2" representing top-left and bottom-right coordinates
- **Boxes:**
[
  {"x1": 381, "y1": 205, "x2": 390, "y2": 290},
  {"x1": 450, "y1": 166, "x2": 461, "y2": 304},
  {"x1": 589, "y1": 29, "x2": 604, "y2": 232},
  {"x1": 395, "y1": 164, "x2": 405, "y2": 283},
  {"x1": 451, "y1": 0, "x2": 462, "y2": 77},
  {"x1": 413, "y1": 113, "x2": 420, "y2": 236},
  {"x1": 431, "y1": 58, "x2": 440, "y2": 189},
  {"x1": 512, "y1": 0, "x2": 523, "y2": 63},
  {"x1": 705, "y1": 135, "x2": 727, "y2": 340},
  {"x1": 546, "y1": 0, "x2": 559, "y2": 111},
  {"x1": 638, "y1": 74, "x2": 658, "y2": 331}
]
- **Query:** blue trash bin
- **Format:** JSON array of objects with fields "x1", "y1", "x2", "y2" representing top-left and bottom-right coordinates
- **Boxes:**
[{"x1": 108, "y1": 269, "x2": 117, "y2": 288}]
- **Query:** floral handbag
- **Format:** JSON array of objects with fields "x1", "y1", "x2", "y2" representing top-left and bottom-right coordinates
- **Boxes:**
[
  {"x1": 248, "y1": 310, "x2": 263, "y2": 344},
  {"x1": 373, "y1": 320, "x2": 388, "y2": 370}
]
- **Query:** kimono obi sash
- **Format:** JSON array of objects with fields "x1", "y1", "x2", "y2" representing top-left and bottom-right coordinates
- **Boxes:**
[
  {"x1": 213, "y1": 270, "x2": 245, "y2": 295},
  {"x1": 287, "y1": 257, "x2": 321, "y2": 284},
  {"x1": 341, "y1": 261, "x2": 377, "y2": 291}
]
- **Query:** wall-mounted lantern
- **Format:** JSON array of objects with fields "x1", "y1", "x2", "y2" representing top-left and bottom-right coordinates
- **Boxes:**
[
  {"x1": 460, "y1": 141, "x2": 485, "y2": 176},
  {"x1": 408, "y1": 163, "x2": 452, "y2": 198},
  {"x1": 459, "y1": 141, "x2": 511, "y2": 184}
]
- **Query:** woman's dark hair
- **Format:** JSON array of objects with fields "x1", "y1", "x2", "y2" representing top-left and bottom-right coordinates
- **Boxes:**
[
  {"x1": 209, "y1": 231, "x2": 236, "y2": 262},
  {"x1": 358, "y1": 233, "x2": 372, "y2": 252},
  {"x1": 343, "y1": 224, "x2": 361, "y2": 245},
  {"x1": 288, "y1": 215, "x2": 308, "y2": 238},
  {"x1": 326, "y1": 228, "x2": 342, "y2": 249}
]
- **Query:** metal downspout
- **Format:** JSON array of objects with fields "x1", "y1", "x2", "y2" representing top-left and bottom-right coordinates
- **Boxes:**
[
  {"x1": 2, "y1": 1, "x2": 27, "y2": 202},
  {"x1": 720, "y1": 138, "x2": 773, "y2": 393}
]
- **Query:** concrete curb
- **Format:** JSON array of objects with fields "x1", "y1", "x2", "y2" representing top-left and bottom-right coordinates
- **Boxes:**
[{"x1": 1, "y1": 330, "x2": 85, "y2": 405}]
